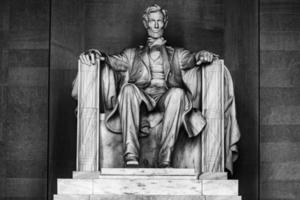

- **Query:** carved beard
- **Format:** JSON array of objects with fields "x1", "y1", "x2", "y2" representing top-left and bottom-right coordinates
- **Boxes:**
[{"x1": 147, "y1": 28, "x2": 164, "y2": 39}]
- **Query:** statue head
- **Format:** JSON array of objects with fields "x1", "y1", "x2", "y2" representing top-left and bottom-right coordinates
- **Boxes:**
[{"x1": 143, "y1": 4, "x2": 168, "y2": 39}]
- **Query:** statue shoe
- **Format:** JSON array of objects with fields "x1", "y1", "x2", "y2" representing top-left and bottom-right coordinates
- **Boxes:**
[
  {"x1": 159, "y1": 161, "x2": 171, "y2": 168},
  {"x1": 126, "y1": 160, "x2": 139, "y2": 168}
]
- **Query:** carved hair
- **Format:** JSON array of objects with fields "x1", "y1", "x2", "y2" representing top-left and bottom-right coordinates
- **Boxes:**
[{"x1": 142, "y1": 4, "x2": 168, "y2": 24}]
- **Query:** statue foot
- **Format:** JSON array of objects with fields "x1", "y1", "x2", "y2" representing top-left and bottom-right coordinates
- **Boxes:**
[
  {"x1": 159, "y1": 161, "x2": 171, "y2": 168},
  {"x1": 126, "y1": 160, "x2": 139, "y2": 168}
]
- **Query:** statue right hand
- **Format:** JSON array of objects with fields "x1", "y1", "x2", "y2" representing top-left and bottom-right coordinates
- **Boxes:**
[{"x1": 79, "y1": 50, "x2": 105, "y2": 66}]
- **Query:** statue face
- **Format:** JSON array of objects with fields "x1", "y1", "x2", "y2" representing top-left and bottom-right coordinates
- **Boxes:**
[{"x1": 145, "y1": 11, "x2": 165, "y2": 38}]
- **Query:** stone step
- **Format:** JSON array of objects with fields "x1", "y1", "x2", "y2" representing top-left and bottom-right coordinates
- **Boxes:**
[
  {"x1": 57, "y1": 179, "x2": 238, "y2": 196},
  {"x1": 103, "y1": 168, "x2": 196, "y2": 176},
  {"x1": 73, "y1": 171, "x2": 227, "y2": 180},
  {"x1": 54, "y1": 194, "x2": 242, "y2": 200},
  {"x1": 73, "y1": 175, "x2": 226, "y2": 180},
  {"x1": 73, "y1": 168, "x2": 227, "y2": 180}
]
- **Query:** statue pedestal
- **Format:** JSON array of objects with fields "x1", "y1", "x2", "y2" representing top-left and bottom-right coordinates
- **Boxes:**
[{"x1": 54, "y1": 168, "x2": 241, "y2": 200}]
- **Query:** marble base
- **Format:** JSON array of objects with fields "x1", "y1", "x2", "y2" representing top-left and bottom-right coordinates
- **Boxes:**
[
  {"x1": 73, "y1": 168, "x2": 227, "y2": 180},
  {"x1": 55, "y1": 169, "x2": 240, "y2": 199},
  {"x1": 57, "y1": 179, "x2": 238, "y2": 195},
  {"x1": 54, "y1": 195, "x2": 242, "y2": 200}
]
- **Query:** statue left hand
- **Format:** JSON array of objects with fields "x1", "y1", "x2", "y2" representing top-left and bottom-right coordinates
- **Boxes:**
[{"x1": 195, "y1": 51, "x2": 218, "y2": 65}]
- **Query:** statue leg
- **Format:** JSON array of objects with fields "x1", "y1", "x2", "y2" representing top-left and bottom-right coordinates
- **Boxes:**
[
  {"x1": 118, "y1": 84, "x2": 148, "y2": 164},
  {"x1": 158, "y1": 88, "x2": 186, "y2": 167}
]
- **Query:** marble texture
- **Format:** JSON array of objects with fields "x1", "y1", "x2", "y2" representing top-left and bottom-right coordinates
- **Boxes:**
[
  {"x1": 54, "y1": 194, "x2": 241, "y2": 200},
  {"x1": 57, "y1": 179, "x2": 238, "y2": 196},
  {"x1": 201, "y1": 60, "x2": 224, "y2": 172},
  {"x1": 100, "y1": 168, "x2": 196, "y2": 176},
  {"x1": 205, "y1": 196, "x2": 241, "y2": 200},
  {"x1": 57, "y1": 169, "x2": 239, "y2": 198},
  {"x1": 76, "y1": 61, "x2": 100, "y2": 171},
  {"x1": 92, "y1": 179, "x2": 202, "y2": 195},
  {"x1": 73, "y1": 171, "x2": 228, "y2": 180},
  {"x1": 202, "y1": 180, "x2": 238, "y2": 195},
  {"x1": 198, "y1": 172, "x2": 227, "y2": 180},
  {"x1": 93, "y1": 175, "x2": 198, "y2": 180},
  {"x1": 90, "y1": 195, "x2": 206, "y2": 200},
  {"x1": 54, "y1": 194, "x2": 90, "y2": 200},
  {"x1": 57, "y1": 179, "x2": 93, "y2": 194},
  {"x1": 73, "y1": 171, "x2": 101, "y2": 179},
  {"x1": 74, "y1": 58, "x2": 239, "y2": 173}
]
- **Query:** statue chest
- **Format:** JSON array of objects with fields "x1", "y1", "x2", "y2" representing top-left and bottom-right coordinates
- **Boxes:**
[{"x1": 129, "y1": 48, "x2": 182, "y2": 88}]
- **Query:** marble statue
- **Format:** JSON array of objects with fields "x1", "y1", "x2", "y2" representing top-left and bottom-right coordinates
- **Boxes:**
[{"x1": 72, "y1": 4, "x2": 240, "y2": 172}]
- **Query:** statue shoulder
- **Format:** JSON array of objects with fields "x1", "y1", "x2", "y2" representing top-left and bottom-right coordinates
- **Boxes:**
[
  {"x1": 120, "y1": 47, "x2": 139, "y2": 60},
  {"x1": 122, "y1": 47, "x2": 137, "y2": 54},
  {"x1": 170, "y1": 47, "x2": 194, "y2": 59},
  {"x1": 166, "y1": 45, "x2": 175, "y2": 51},
  {"x1": 168, "y1": 47, "x2": 191, "y2": 55}
]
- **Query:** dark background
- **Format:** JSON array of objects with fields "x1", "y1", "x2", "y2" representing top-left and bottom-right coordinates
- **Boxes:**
[{"x1": 0, "y1": 0, "x2": 299, "y2": 200}]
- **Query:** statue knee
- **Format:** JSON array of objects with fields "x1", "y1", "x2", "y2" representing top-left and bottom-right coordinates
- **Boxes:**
[
  {"x1": 168, "y1": 88, "x2": 185, "y2": 102},
  {"x1": 163, "y1": 88, "x2": 186, "y2": 108},
  {"x1": 121, "y1": 84, "x2": 138, "y2": 97},
  {"x1": 118, "y1": 83, "x2": 141, "y2": 105}
]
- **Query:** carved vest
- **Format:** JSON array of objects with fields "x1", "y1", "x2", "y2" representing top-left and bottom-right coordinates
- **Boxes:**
[{"x1": 128, "y1": 46, "x2": 184, "y2": 89}]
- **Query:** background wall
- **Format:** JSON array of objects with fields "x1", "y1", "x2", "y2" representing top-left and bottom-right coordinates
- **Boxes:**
[
  {"x1": 0, "y1": 0, "x2": 49, "y2": 199},
  {"x1": 260, "y1": 0, "x2": 300, "y2": 199},
  {"x1": 48, "y1": 0, "x2": 85, "y2": 198},
  {"x1": 224, "y1": 0, "x2": 259, "y2": 199}
]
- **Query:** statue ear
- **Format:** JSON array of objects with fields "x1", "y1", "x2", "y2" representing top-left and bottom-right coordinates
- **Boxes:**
[{"x1": 143, "y1": 20, "x2": 148, "y2": 29}]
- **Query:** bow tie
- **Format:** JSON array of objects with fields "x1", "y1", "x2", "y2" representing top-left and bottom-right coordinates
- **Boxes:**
[{"x1": 147, "y1": 37, "x2": 167, "y2": 49}]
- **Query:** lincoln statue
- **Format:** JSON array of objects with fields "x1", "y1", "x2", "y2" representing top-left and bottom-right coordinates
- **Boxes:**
[{"x1": 72, "y1": 4, "x2": 240, "y2": 171}]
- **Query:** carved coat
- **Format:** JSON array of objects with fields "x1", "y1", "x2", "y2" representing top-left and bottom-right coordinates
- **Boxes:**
[{"x1": 103, "y1": 45, "x2": 206, "y2": 138}]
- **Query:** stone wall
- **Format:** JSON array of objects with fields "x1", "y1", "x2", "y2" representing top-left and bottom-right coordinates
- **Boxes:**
[
  {"x1": 224, "y1": 0, "x2": 259, "y2": 199},
  {"x1": 0, "y1": 0, "x2": 49, "y2": 199},
  {"x1": 260, "y1": 0, "x2": 300, "y2": 199}
]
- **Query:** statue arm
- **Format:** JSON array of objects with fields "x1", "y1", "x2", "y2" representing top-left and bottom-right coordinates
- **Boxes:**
[
  {"x1": 74, "y1": 48, "x2": 133, "y2": 99},
  {"x1": 105, "y1": 48, "x2": 135, "y2": 72},
  {"x1": 79, "y1": 48, "x2": 134, "y2": 72},
  {"x1": 178, "y1": 49, "x2": 218, "y2": 70},
  {"x1": 178, "y1": 49, "x2": 197, "y2": 70}
]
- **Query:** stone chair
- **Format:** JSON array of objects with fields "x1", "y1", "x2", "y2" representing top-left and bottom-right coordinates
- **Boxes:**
[{"x1": 74, "y1": 59, "x2": 240, "y2": 174}]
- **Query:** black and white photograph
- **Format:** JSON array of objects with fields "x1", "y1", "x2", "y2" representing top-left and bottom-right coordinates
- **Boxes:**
[{"x1": 0, "y1": 0, "x2": 299, "y2": 200}]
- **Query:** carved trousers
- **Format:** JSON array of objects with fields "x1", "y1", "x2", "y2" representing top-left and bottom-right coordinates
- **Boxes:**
[{"x1": 118, "y1": 83, "x2": 187, "y2": 165}]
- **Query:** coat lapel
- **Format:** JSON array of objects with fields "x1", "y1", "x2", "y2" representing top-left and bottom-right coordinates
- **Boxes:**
[
  {"x1": 161, "y1": 46, "x2": 174, "y2": 80},
  {"x1": 138, "y1": 46, "x2": 150, "y2": 72}
]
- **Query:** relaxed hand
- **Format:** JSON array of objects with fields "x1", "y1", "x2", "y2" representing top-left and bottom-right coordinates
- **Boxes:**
[
  {"x1": 79, "y1": 50, "x2": 105, "y2": 66},
  {"x1": 196, "y1": 51, "x2": 217, "y2": 65}
]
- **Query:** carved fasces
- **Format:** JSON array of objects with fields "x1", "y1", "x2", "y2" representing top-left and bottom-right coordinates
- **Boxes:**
[
  {"x1": 201, "y1": 60, "x2": 225, "y2": 172},
  {"x1": 76, "y1": 59, "x2": 100, "y2": 171}
]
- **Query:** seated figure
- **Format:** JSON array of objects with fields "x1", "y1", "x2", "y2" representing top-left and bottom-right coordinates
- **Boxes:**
[{"x1": 72, "y1": 4, "x2": 240, "y2": 171}]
